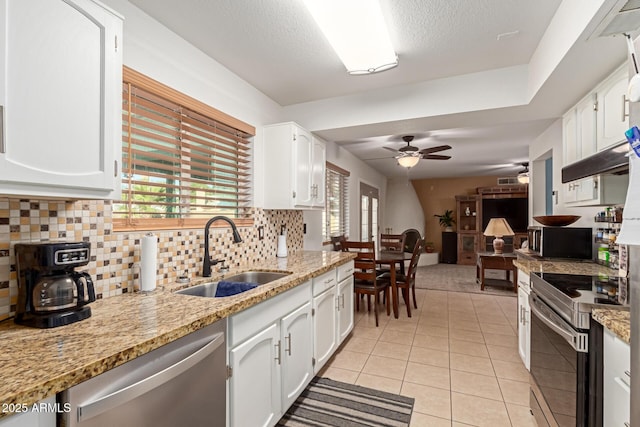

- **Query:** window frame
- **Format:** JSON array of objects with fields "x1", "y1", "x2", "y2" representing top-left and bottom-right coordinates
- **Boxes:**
[
  {"x1": 114, "y1": 67, "x2": 255, "y2": 232},
  {"x1": 322, "y1": 161, "x2": 350, "y2": 244}
]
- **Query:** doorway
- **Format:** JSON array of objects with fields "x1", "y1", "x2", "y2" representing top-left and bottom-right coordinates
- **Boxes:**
[{"x1": 360, "y1": 182, "x2": 379, "y2": 243}]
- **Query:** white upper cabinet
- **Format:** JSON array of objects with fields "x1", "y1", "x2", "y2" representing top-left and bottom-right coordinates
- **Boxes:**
[
  {"x1": 562, "y1": 64, "x2": 628, "y2": 167},
  {"x1": 263, "y1": 122, "x2": 326, "y2": 209},
  {"x1": 0, "y1": 0, "x2": 123, "y2": 199},
  {"x1": 596, "y1": 65, "x2": 629, "y2": 151}
]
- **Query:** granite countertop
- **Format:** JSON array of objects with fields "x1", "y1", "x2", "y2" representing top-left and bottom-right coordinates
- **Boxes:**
[
  {"x1": 514, "y1": 249, "x2": 619, "y2": 276},
  {"x1": 0, "y1": 250, "x2": 355, "y2": 417},
  {"x1": 592, "y1": 308, "x2": 631, "y2": 344}
]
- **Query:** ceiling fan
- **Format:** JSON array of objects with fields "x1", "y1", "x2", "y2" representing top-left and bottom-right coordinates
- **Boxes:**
[
  {"x1": 382, "y1": 135, "x2": 452, "y2": 168},
  {"x1": 517, "y1": 162, "x2": 529, "y2": 183}
]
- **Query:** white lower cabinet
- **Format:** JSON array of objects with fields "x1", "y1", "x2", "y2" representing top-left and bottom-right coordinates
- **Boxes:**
[
  {"x1": 227, "y1": 261, "x2": 355, "y2": 427},
  {"x1": 0, "y1": 397, "x2": 55, "y2": 427},
  {"x1": 228, "y1": 281, "x2": 313, "y2": 427},
  {"x1": 229, "y1": 323, "x2": 281, "y2": 427},
  {"x1": 603, "y1": 327, "x2": 630, "y2": 427},
  {"x1": 517, "y1": 269, "x2": 530, "y2": 371},
  {"x1": 313, "y1": 285, "x2": 337, "y2": 374},
  {"x1": 281, "y1": 302, "x2": 313, "y2": 409},
  {"x1": 337, "y1": 275, "x2": 354, "y2": 343}
]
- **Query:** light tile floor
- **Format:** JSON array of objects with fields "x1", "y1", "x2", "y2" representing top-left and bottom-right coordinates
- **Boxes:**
[{"x1": 319, "y1": 289, "x2": 537, "y2": 427}]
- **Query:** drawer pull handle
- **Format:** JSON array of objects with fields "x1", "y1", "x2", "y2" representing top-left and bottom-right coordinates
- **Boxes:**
[
  {"x1": 624, "y1": 423, "x2": 630, "y2": 427},
  {"x1": 625, "y1": 370, "x2": 631, "y2": 378}
]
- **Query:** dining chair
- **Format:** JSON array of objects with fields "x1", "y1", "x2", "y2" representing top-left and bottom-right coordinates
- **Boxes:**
[
  {"x1": 378, "y1": 238, "x2": 425, "y2": 318},
  {"x1": 330, "y1": 235, "x2": 347, "y2": 252},
  {"x1": 342, "y1": 240, "x2": 389, "y2": 327},
  {"x1": 379, "y1": 233, "x2": 405, "y2": 251}
]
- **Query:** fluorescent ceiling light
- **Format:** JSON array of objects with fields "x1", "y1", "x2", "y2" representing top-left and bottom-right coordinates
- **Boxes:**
[
  {"x1": 397, "y1": 155, "x2": 419, "y2": 168},
  {"x1": 303, "y1": 0, "x2": 398, "y2": 75}
]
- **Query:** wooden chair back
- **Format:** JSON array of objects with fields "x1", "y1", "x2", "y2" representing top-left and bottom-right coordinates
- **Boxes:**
[
  {"x1": 330, "y1": 235, "x2": 347, "y2": 251},
  {"x1": 405, "y1": 238, "x2": 426, "y2": 283},
  {"x1": 380, "y1": 233, "x2": 405, "y2": 252},
  {"x1": 342, "y1": 241, "x2": 376, "y2": 282}
]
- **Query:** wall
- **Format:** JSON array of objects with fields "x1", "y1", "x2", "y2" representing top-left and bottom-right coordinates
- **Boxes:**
[
  {"x1": 0, "y1": 198, "x2": 302, "y2": 320},
  {"x1": 411, "y1": 176, "x2": 501, "y2": 253},
  {"x1": 305, "y1": 140, "x2": 387, "y2": 251},
  {"x1": 384, "y1": 178, "x2": 424, "y2": 235}
]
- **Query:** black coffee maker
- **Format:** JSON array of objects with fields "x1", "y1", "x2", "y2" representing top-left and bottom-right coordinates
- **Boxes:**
[{"x1": 15, "y1": 241, "x2": 96, "y2": 328}]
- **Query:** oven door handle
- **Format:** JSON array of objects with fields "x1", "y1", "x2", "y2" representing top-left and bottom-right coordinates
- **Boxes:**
[{"x1": 530, "y1": 296, "x2": 588, "y2": 352}]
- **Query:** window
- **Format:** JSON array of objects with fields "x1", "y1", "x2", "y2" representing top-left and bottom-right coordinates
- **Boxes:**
[
  {"x1": 115, "y1": 67, "x2": 255, "y2": 230},
  {"x1": 323, "y1": 162, "x2": 350, "y2": 242}
]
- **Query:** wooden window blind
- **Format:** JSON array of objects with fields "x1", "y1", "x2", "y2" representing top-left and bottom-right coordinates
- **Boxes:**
[
  {"x1": 323, "y1": 162, "x2": 350, "y2": 242},
  {"x1": 115, "y1": 67, "x2": 255, "y2": 230}
]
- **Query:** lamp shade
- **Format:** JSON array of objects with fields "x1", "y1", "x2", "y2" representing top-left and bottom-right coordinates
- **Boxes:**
[
  {"x1": 397, "y1": 155, "x2": 420, "y2": 168},
  {"x1": 483, "y1": 218, "x2": 515, "y2": 254},
  {"x1": 483, "y1": 218, "x2": 515, "y2": 237}
]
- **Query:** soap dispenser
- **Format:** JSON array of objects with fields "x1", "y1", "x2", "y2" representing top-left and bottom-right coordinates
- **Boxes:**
[{"x1": 277, "y1": 224, "x2": 287, "y2": 258}]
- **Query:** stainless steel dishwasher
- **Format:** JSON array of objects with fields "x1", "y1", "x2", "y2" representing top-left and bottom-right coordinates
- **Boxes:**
[{"x1": 59, "y1": 319, "x2": 226, "y2": 427}]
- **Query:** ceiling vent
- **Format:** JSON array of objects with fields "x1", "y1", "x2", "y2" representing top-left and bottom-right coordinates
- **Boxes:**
[
  {"x1": 497, "y1": 177, "x2": 519, "y2": 185},
  {"x1": 591, "y1": 0, "x2": 640, "y2": 37}
]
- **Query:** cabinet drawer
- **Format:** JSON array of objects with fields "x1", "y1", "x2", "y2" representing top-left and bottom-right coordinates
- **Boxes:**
[
  {"x1": 337, "y1": 261, "x2": 354, "y2": 282},
  {"x1": 604, "y1": 328, "x2": 630, "y2": 383},
  {"x1": 312, "y1": 270, "x2": 337, "y2": 296}
]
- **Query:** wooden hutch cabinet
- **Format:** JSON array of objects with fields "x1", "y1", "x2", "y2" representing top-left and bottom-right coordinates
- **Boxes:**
[
  {"x1": 455, "y1": 185, "x2": 528, "y2": 265},
  {"x1": 456, "y1": 195, "x2": 480, "y2": 265}
]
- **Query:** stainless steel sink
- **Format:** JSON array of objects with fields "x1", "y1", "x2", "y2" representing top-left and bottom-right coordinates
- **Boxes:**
[
  {"x1": 223, "y1": 271, "x2": 290, "y2": 285},
  {"x1": 174, "y1": 271, "x2": 290, "y2": 298}
]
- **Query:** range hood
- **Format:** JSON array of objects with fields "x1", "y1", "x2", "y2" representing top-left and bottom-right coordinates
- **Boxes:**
[
  {"x1": 591, "y1": 0, "x2": 640, "y2": 38},
  {"x1": 562, "y1": 142, "x2": 629, "y2": 183}
]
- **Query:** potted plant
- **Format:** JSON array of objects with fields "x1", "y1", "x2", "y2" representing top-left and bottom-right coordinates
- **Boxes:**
[
  {"x1": 425, "y1": 242, "x2": 435, "y2": 253},
  {"x1": 434, "y1": 210, "x2": 455, "y2": 232}
]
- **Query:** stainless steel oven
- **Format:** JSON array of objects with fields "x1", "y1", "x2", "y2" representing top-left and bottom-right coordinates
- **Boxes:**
[{"x1": 529, "y1": 272, "x2": 627, "y2": 427}]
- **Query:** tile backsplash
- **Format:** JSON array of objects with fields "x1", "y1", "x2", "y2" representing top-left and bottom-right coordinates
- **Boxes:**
[{"x1": 0, "y1": 198, "x2": 303, "y2": 321}]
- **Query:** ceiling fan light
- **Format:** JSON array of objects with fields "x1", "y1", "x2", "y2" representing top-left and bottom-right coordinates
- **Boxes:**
[
  {"x1": 397, "y1": 155, "x2": 420, "y2": 168},
  {"x1": 303, "y1": 0, "x2": 398, "y2": 75},
  {"x1": 517, "y1": 172, "x2": 529, "y2": 184}
]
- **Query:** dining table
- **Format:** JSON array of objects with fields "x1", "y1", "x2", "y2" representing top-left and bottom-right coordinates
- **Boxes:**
[{"x1": 376, "y1": 250, "x2": 413, "y2": 318}]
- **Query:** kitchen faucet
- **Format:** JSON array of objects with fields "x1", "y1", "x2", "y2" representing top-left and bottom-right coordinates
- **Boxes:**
[{"x1": 202, "y1": 216, "x2": 243, "y2": 277}]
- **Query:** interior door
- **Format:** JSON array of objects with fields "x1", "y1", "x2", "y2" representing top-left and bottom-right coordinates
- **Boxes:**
[{"x1": 360, "y1": 182, "x2": 379, "y2": 243}]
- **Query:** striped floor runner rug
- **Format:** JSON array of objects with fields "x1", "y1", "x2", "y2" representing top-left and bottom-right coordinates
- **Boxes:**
[{"x1": 277, "y1": 377, "x2": 414, "y2": 427}]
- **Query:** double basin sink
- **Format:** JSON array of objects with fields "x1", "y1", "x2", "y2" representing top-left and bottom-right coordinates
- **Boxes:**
[{"x1": 175, "y1": 271, "x2": 290, "y2": 298}]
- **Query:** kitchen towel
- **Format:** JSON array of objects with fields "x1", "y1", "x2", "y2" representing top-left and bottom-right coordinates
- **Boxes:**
[
  {"x1": 214, "y1": 281, "x2": 257, "y2": 297},
  {"x1": 140, "y1": 233, "x2": 158, "y2": 292},
  {"x1": 617, "y1": 148, "x2": 640, "y2": 245}
]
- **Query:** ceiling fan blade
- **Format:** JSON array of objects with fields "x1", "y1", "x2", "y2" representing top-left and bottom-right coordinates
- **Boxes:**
[
  {"x1": 382, "y1": 146, "x2": 399, "y2": 153},
  {"x1": 422, "y1": 154, "x2": 451, "y2": 160},
  {"x1": 363, "y1": 156, "x2": 395, "y2": 161},
  {"x1": 419, "y1": 145, "x2": 452, "y2": 155}
]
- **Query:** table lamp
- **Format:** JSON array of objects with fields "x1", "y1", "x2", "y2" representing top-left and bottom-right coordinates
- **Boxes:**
[{"x1": 483, "y1": 218, "x2": 515, "y2": 254}]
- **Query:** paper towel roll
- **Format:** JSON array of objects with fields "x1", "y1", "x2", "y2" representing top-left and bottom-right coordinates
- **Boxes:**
[{"x1": 140, "y1": 233, "x2": 158, "y2": 292}]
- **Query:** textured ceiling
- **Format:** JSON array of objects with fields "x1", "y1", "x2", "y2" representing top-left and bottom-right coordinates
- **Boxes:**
[
  {"x1": 128, "y1": 0, "x2": 630, "y2": 179},
  {"x1": 128, "y1": 0, "x2": 562, "y2": 105}
]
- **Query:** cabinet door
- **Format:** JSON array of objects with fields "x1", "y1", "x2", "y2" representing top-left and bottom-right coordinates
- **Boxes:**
[
  {"x1": 0, "y1": 0, "x2": 122, "y2": 198},
  {"x1": 597, "y1": 67, "x2": 629, "y2": 151},
  {"x1": 563, "y1": 110, "x2": 578, "y2": 165},
  {"x1": 603, "y1": 328, "x2": 630, "y2": 427},
  {"x1": 517, "y1": 286, "x2": 530, "y2": 371},
  {"x1": 576, "y1": 94, "x2": 597, "y2": 160},
  {"x1": 337, "y1": 277, "x2": 354, "y2": 344},
  {"x1": 0, "y1": 396, "x2": 55, "y2": 427},
  {"x1": 281, "y1": 302, "x2": 313, "y2": 410},
  {"x1": 311, "y1": 137, "x2": 326, "y2": 207},
  {"x1": 229, "y1": 323, "x2": 281, "y2": 427},
  {"x1": 457, "y1": 233, "x2": 477, "y2": 265},
  {"x1": 564, "y1": 181, "x2": 578, "y2": 203},
  {"x1": 313, "y1": 286, "x2": 337, "y2": 373},
  {"x1": 293, "y1": 126, "x2": 313, "y2": 207}
]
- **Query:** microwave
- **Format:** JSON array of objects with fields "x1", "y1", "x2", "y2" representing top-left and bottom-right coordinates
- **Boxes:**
[{"x1": 527, "y1": 226, "x2": 593, "y2": 259}]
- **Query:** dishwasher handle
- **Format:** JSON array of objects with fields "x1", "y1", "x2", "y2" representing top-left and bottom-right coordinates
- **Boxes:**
[{"x1": 77, "y1": 331, "x2": 224, "y2": 423}]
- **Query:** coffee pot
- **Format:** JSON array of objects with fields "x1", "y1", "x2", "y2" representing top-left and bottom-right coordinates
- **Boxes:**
[{"x1": 15, "y1": 242, "x2": 96, "y2": 328}]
